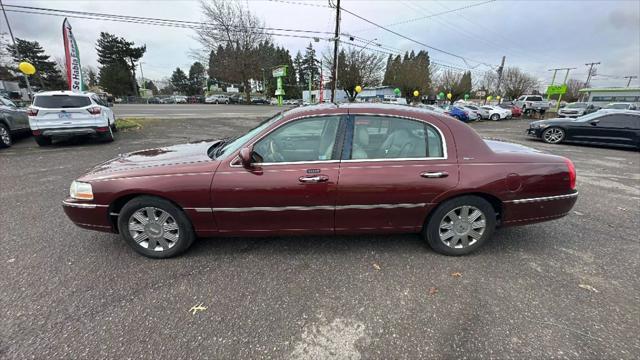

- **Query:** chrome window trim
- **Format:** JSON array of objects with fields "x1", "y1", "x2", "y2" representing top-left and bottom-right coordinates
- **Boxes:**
[
  {"x1": 505, "y1": 192, "x2": 578, "y2": 204},
  {"x1": 228, "y1": 113, "x2": 344, "y2": 168},
  {"x1": 347, "y1": 113, "x2": 448, "y2": 161},
  {"x1": 227, "y1": 112, "x2": 449, "y2": 168}
]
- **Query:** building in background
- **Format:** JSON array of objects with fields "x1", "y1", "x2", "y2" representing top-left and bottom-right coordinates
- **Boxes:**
[
  {"x1": 303, "y1": 89, "x2": 348, "y2": 103},
  {"x1": 578, "y1": 87, "x2": 640, "y2": 107}
]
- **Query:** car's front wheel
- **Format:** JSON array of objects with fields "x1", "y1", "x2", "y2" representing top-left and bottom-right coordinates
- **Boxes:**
[
  {"x1": 424, "y1": 195, "x2": 496, "y2": 256},
  {"x1": 0, "y1": 124, "x2": 12, "y2": 148},
  {"x1": 542, "y1": 127, "x2": 565, "y2": 144},
  {"x1": 118, "y1": 196, "x2": 195, "y2": 258}
]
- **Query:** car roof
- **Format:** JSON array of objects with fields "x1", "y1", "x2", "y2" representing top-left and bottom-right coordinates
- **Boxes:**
[{"x1": 35, "y1": 90, "x2": 95, "y2": 97}]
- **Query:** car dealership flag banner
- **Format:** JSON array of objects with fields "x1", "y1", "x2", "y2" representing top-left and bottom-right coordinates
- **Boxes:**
[{"x1": 62, "y1": 18, "x2": 83, "y2": 92}]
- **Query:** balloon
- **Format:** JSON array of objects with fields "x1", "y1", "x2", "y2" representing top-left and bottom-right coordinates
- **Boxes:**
[
  {"x1": 446, "y1": 92, "x2": 452, "y2": 100},
  {"x1": 496, "y1": 96, "x2": 501, "y2": 100},
  {"x1": 413, "y1": 90, "x2": 419, "y2": 97},
  {"x1": 355, "y1": 85, "x2": 362, "y2": 93},
  {"x1": 464, "y1": 94, "x2": 470, "y2": 100},
  {"x1": 394, "y1": 88, "x2": 401, "y2": 95},
  {"x1": 19, "y1": 62, "x2": 36, "y2": 75},
  {"x1": 438, "y1": 92, "x2": 445, "y2": 98},
  {"x1": 487, "y1": 96, "x2": 493, "y2": 101}
]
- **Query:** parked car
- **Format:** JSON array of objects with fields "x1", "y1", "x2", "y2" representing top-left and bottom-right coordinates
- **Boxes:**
[
  {"x1": 479, "y1": 105, "x2": 512, "y2": 121},
  {"x1": 173, "y1": 96, "x2": 188, "y2": 104},
  {"x1": 188, "y1": 95, "x2": 205, "y2": 104},
  {"x1": 514, "y1": 95, "x2": 550, "y2": 115},
  {"x1": 205, "y1": 95, "x2": 230, "y2": 104},
  {"x1": 28, "y1": 91, "x2": 116, "y2": 146},
  {"x1": 527, "y1": 109, "x2": 639, "y2": 148},
  {"x1": 557, "y1": 102, "x2": 599, "y2": 118},
  {"x1": 417, "y1": 104, "x2": 448, "y2": 115},
  {"x1": 603, "y1": 102, "x2": 637, "y2": 111},
  {"x1": 498, "y1": 103, "x2": 523, "y2": 117},
  {"x1": 251, "y1": 97, "x2": 269, "y2": 104},
  {"x1": 229, "y1": 94, "x2": 244, "y2": 104},
  {"x1": 159, "y1": 97, "x2": 175, "y2": 104},
  {"x1": 461, "y1": 105, "x2": 481, "y2": 121},
  {"x1": 147, "y1": 97, "x2": 161, "y2": 104},
  {"x1": 444, "y1": 105, "x2": 470, "y2": 122},
  {"x1": 0, "y1": 96, "x2": 30, "y2": 148},
  {"x1": 62, "y1": 103, "x2": 578, "y2": 258}
]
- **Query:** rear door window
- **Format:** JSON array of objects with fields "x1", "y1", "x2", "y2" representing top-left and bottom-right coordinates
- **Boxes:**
[{"x1": 34, "y1": 95, "x2": 91, "y2": 108}]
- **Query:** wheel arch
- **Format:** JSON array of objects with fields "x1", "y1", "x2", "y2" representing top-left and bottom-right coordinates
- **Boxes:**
[
  {"x1": 423, "y1": 192, "x2": 503, "y2": 230},
  {"x1": 108, "y1": 192, "x2": 194, "y2": 233}
]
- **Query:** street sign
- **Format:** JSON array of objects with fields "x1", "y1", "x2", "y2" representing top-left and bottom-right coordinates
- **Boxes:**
[
  {"x1": 272, "y1": 65, "x2": 287, "y2": 78},
  {"x1": 476, "y1": 90, "x2": 486, "y2": 97},
  {"x1": 546, "y1": 84, "x2": 567, "y2": 95}
]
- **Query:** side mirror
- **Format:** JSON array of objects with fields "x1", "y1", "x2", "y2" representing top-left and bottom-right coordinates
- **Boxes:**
[
  {"x1": 238, "y1": 146, "x2": 254, "y2": 169},
  {"x1": 590, "y1": 119, "x2": 599, "y2": 126}
]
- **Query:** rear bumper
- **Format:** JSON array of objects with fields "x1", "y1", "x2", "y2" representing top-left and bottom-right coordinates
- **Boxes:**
[
  {"x1": 501, "y1": 191, "x2": 578, "y2": 227},
  {"x1": 38, "y1": 127, "x2": 109, "y2": 137},
  {"x1": 62, "y1": 199, "x2": 115, "y2": 233}
]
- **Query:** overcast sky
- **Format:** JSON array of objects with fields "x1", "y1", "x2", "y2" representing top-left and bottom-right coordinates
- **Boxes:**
[{"x1": 2, "y1": 0, "x2": 639, "y2": 88}]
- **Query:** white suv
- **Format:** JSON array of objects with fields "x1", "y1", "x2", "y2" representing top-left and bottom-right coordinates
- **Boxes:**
[
  {"x1": 28, "y1": 91, "x2": 116, "y2": 146},
  {"x1": 205, "y1": 95, "x2": 229, "y2": 104}
]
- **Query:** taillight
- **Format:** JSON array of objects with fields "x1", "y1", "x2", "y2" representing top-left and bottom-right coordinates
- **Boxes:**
[
  {"x1": 27, "y1": 108, "x2": 38, "y2": 116},
  {"x1": 564, "y1": 158, "x2": 576, "y2": 190},
  {"x1": 32, "y1": 130, "x2": 41, "y2": 136},
  {"x1": 87, "y1": 106, "x2": 101, "y2": 115}
]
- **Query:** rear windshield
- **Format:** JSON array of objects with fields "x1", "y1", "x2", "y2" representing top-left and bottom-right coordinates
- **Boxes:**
[
  {"x1": 34, "y1": 95, "x2": 91, "y2": 108},
  {"x1": 526, "y1": 96, "x2": 543, "y2": 101}
]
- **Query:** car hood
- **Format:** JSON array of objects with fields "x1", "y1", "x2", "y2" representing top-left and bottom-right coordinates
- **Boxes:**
[{"x1": 81, "y1": 140, "x2": 221, "y2": 181}]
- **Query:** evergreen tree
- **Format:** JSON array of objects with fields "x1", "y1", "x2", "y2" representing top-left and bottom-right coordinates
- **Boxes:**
[
  {"x1": 170, "y1": 67, "x2": 189, "y2": 94},
  {"x1": 8, "y1": 38, "x2": 66, "y2": 90},
  {"x1": 144, "y1": 80, "x2": 158, "y2": 94},
  {"x1": 96, "y1": 32, "x2": 146, "y2": 96},
  {"x1": 300, "y1": 43, "x2": 319, "y2": 89},
  {"x1": 188, "y1": 61, "x2": 206, "y2": 95}
]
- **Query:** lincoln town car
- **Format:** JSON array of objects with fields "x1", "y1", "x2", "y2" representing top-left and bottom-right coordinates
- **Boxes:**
[{"x1": 62, "y1": 103, "x2": 578, "y2": 258}]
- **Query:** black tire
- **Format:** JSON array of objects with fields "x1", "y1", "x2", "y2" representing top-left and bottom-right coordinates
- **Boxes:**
[
  {"x1": 424, "y1": 195, "x2": 496, "y2": 256},
  {"x1": 224, "y1": 100, "x2": 229, "y2": 104},
  {"x1": 541, "y1": 126, "x2": 565, "y2": 144},
  {"x1": 34, "y1": 135, "x2": 52, "y2": 146},
  {"x1": 490, "y1": 113, "x2": 500, "y2": 121},
  {"x1": 110, "y1": 120, "x2": 118, "y2": 132},
  {"x1": 0, "y1": 123, "x2": 12, "y2": 148},
  {"x1": 118, "y1": 196, "x2": 195, "y2": 259},
  {"x1": 100, "y1": 127, "x2": 115, "y2": 142}
]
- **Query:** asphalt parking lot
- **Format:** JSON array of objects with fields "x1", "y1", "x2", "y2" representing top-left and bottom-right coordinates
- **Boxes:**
[{"x1": 1, "y1": 105, "x2": 639, "y2": 359}]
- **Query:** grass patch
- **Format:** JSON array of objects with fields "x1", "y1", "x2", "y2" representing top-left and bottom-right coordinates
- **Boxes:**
[{"x1": 115, "y1": 118, "x2": 143, "y2": 130}]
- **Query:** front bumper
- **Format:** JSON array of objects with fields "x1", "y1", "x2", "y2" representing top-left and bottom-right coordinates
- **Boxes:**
[
  {"x1": 62, "y1": 198, "x2": 114, "y2": 233},
  {"x1": 526, "y1": 127, "x2": 543, "y2": 138}
]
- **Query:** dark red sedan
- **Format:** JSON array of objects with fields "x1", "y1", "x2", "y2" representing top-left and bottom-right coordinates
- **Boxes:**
[{"x1": 63, "y1": 104, "x2": 577, "y2": 258}]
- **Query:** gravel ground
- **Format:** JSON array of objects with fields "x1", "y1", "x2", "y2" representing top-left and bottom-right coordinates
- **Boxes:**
[{"x1": 1, "y1": 106, "x2": 638, "y2": 359}]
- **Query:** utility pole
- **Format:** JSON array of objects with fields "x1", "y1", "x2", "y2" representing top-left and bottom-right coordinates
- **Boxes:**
[
  {"x1": 330, "y1": 0, "x2": 341, "y2": 103},
  {"x1": 139, "y1": 62, "x2": 145, "y2": 95},
  {"x1": 495, "y1": 55, "x2": 505, "y2": 100},
  {"x1": 584, "y1": 62, "x2": 600, "y2": 88},
  {"x1": 624, "y1": 75, "x2": 637, "y2": 87},
  {"x1": 0, "y1": 0, "x2": 33, "y2": 99}
]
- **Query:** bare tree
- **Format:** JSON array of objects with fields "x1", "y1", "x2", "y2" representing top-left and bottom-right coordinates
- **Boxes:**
[
  {"x1": 563, "y1": 78, "x2": 585, "y2": 102},
  {"x1": 198, "y1": 0, "x2": 269, "y2": 101},
  {"x1": 323, "y1": 47, "x2": 385, "y2": 101},
  {"x1": 501, "y1": 67, "x2": 539, "y2": 100}
]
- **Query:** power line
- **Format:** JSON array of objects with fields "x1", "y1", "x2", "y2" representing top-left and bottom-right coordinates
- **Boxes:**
[{"x1": 339, "y1": 5, "x2": 497, "y2": 69}]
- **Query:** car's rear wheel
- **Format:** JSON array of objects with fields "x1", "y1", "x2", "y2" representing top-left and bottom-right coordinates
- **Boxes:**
[
  {"x1": 542, "y1": 127, "x2": 565, "y2": 144},
  {"x1": 118, "y1": 196, "x2": 195, "y2": 258},
  {"x1": 424, "y1": 196, "x2": 496, "y2": 256},
  {"x1": 490, "y1": 113, "x2": 500, "y2": 121},
  {"x1": 100, "y1": 127, "x2": 115, "y2": 142},
  {"x1": 34, "y1": 135, "x2": 52, "y2": 146},
  {"x1": 0, "y1": 124, "x2": 12, "y2": 148}
]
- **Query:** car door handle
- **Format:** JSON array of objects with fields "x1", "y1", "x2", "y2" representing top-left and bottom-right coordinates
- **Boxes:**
[
  {"x1": 420, "y1": 171, "x2": 449, "y2": 178},
  {"x1": 299, "y1": 175, "x2": 329, "y2": 183}
]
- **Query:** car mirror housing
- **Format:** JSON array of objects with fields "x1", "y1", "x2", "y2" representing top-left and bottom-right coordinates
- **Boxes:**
[
  {"x1": 238, "y1": 146, "x2": 254, "y2": 169},
  {"x1": 590, "y1": 119, "x2": 599, "y2": 126}
]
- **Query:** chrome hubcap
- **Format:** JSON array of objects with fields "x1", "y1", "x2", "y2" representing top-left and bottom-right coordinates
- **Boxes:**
[
  {"x1": 439, "y1": 205, "x2": 486, "y2": 248},
  {"x1": 0, "y1": 127, "x2": 10, "y2": 144},
  {"x1": 128, "y1": 207, "x2": 179, "y2": 252},
  {"x1": 543, "y1": 128, "x2": 563, "y2": 143}
]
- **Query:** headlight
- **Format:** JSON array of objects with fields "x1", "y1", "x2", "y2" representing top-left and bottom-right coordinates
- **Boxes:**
[
  {"x1": 538, "y1": 123, "x2": 550, "y2": 129},
  {"x1": 69, "y1": 181, "x2": 94, "y2": 200}
]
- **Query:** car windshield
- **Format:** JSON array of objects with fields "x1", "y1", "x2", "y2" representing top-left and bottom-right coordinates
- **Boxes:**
[
  {"x1": 566, "y1": 102, "x2": 587, "y2": 108},
  {"x1": 34, "y1": 95, "x2": 91, "y2": 108},
  {"x1": 605, "y1": 103, "x2": 628, "y2": 109},
  {"x1": 211, "y1": 113, "x2": 283, "y2": 159}
]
